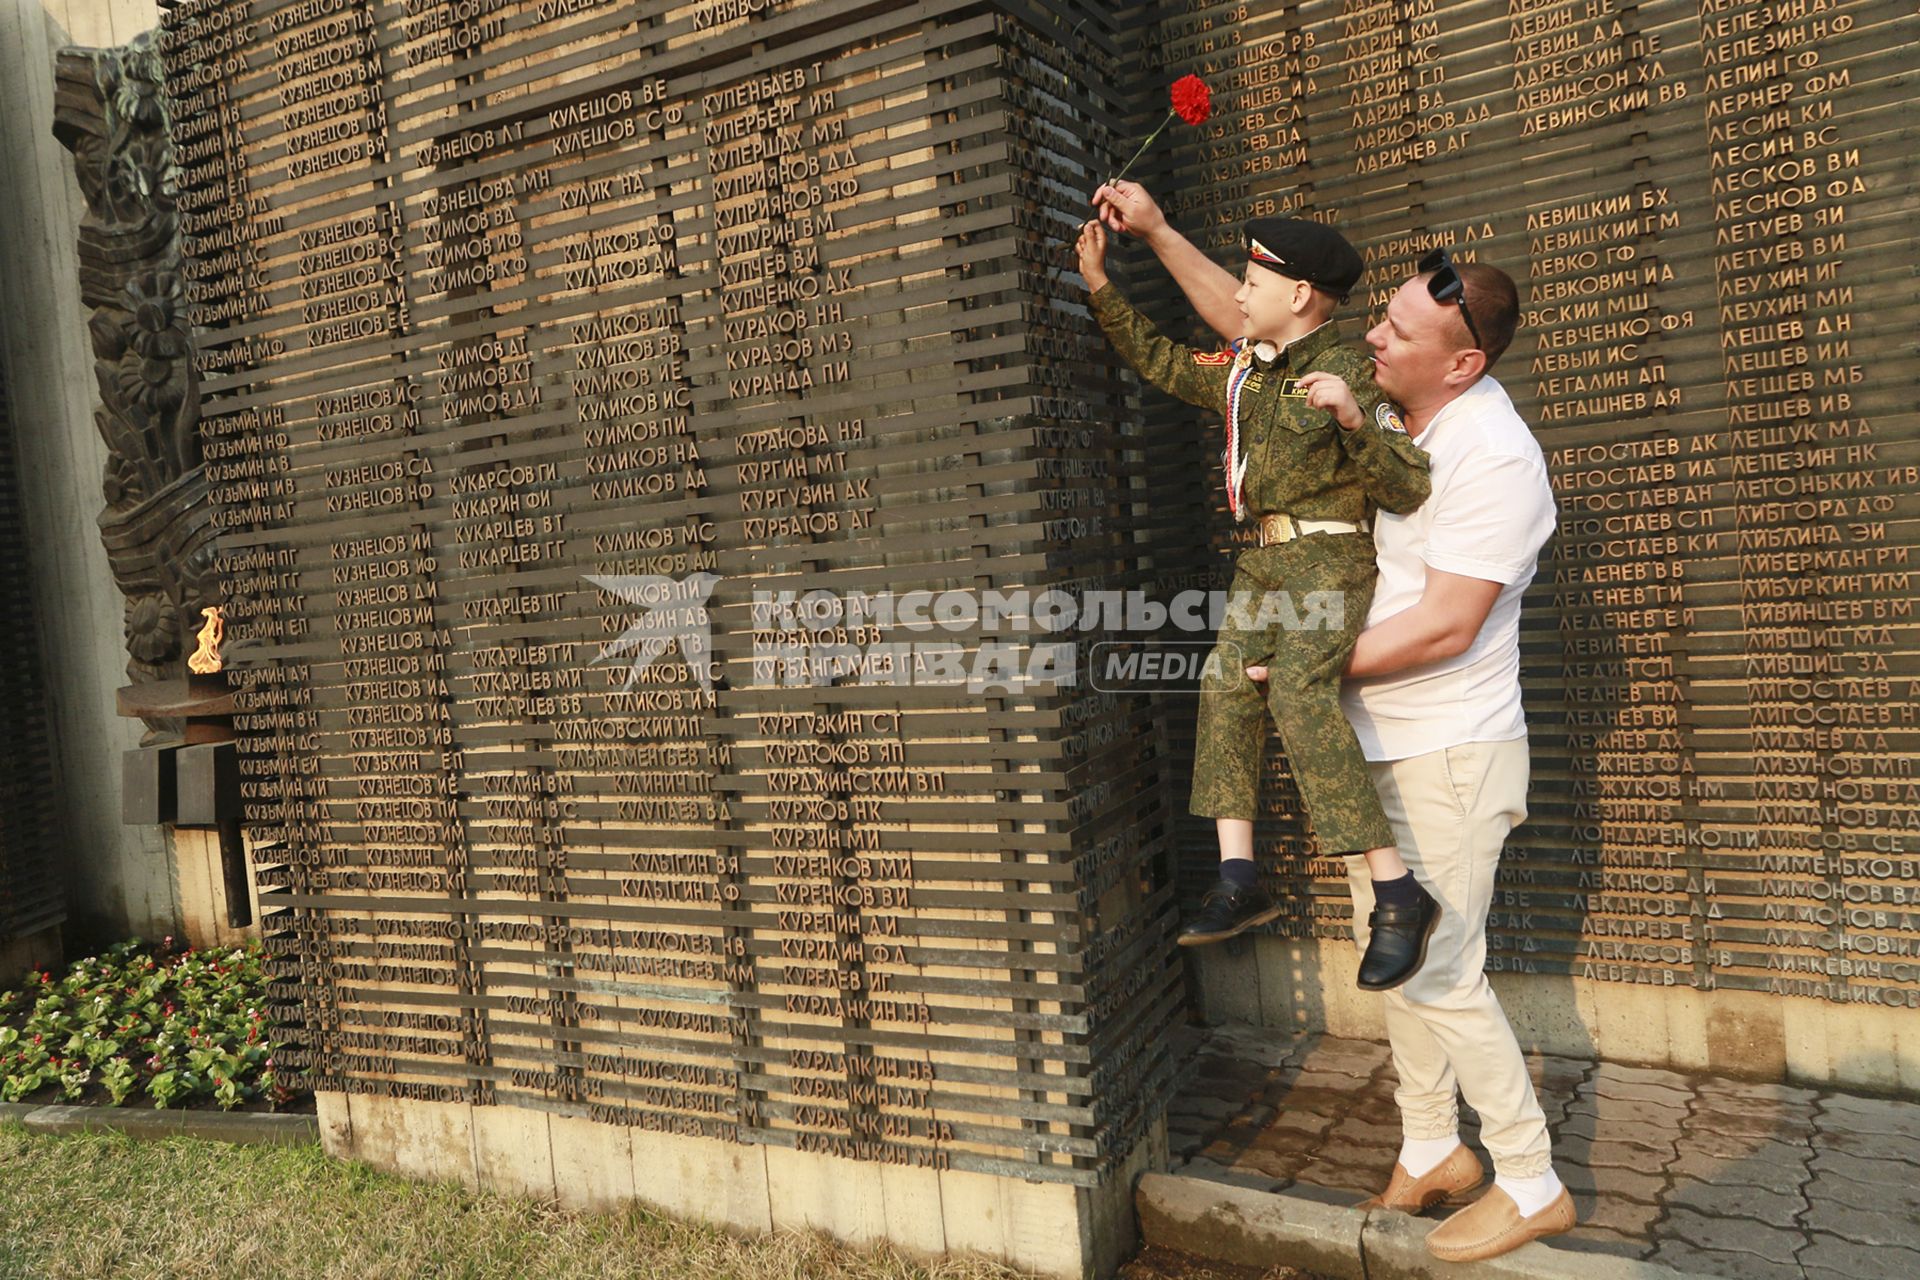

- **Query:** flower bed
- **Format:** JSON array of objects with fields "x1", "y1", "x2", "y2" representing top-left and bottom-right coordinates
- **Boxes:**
[{"x1": 0, "y1": 937, "x2": 307, "y2": 1111}]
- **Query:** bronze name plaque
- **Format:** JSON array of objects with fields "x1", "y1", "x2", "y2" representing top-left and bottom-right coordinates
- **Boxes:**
[
  {"x1": 1128, "y1": 0, "x2": 1918, "y2": 1009},
  {"x1": 160, "y1": 0, "x2": 1167, "y2": 1184}
]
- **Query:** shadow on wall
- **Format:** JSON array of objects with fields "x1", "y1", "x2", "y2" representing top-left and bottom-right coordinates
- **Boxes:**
[{"x1": 0, "y1": 3, "x2": 181, "y2": 947}]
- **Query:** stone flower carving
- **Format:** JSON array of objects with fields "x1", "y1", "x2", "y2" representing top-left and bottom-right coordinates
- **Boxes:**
[
  {"x1": 117, "y1": 346, "x2": 184, "y2": 415},
  {"x1": 102, "y1": 447, "x2": 141, "y2": 508},
  {"x1": 111, "y1": 43, "x2": 166, "y2": 130},
  {"x1": 125, "y1": 272, "x2": 188, "y2": 360},
  {"x1": 126, "y1": 593, "x2": 180, "y2": 664},
  {"x1": 105, "y1": 135, "x2": 175, "y2": 220}
]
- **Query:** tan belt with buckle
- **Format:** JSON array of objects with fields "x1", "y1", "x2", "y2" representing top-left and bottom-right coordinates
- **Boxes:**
[{"x1": 1256, "y1": 513, "x2": 1369, "y2": 547}]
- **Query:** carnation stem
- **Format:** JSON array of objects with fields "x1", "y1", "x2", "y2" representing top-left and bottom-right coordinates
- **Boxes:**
[{"x1": 1108, "y1": 108, "x2": 1176, "y2": 187}]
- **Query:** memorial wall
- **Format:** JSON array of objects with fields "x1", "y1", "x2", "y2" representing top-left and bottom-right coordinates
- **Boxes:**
[
  {"x1": 1118, "y1": 0, "x2": 1919, "y2": 1016},
  {"x1": 152, "y1": 0, "x2": 1918, "y2": 1239},
  {"x1": 156, "y1": 0, "x2": 1178, "y2": 1207}
]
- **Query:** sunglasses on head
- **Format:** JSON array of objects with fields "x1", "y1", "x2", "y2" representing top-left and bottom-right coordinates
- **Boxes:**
[{"x1": 1418, "y1": 247, "x2": 1483, "y2": 350}]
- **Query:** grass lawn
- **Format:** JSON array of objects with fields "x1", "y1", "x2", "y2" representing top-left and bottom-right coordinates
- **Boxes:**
[{"x1": 0, "y1": 1124, "x2": 1032, "y2": 1280}]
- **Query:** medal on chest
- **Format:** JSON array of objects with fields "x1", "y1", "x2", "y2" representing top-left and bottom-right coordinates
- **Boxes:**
[{"x1": 1223, "y1": 349, "x2": 1257, "y2": 522}]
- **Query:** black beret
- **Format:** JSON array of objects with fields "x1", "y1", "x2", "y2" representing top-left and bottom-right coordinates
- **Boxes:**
[{"x1": 1244, "y1": 217, "x2": 1364, "y2": 299}]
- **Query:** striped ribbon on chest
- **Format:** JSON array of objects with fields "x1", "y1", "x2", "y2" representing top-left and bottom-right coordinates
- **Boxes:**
[{"x1": 1222, "y1": 348, "x2": 1258, "y2": 522}]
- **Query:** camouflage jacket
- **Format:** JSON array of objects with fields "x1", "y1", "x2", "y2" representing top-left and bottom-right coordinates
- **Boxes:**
[{"x1": 1090, "y1": 282, "x2": 1431, "y2": 523}]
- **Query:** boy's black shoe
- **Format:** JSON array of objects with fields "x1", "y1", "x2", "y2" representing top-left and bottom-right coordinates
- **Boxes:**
[
  {"x1": 1178, "y1": 879, "x2": 1283, "y2": 946},
  {"x1": 1357, "y1": 879, "x2": 1440, "y2": 989}
]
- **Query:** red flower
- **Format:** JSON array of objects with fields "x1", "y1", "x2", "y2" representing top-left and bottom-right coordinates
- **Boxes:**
[
  {"x1": 1107, "y1": 75, "x2": 1214, "y2": 188},
  {"x1": 1171, "y1": 75, "x2": 1211, "y2": 125}
]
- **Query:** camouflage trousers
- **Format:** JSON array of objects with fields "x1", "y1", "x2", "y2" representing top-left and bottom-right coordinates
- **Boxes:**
[{"x1": 1188, "y1": 532, "x2": 1396, "y2": 854}]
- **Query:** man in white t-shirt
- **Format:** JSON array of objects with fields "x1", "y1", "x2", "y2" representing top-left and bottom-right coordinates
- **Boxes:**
[
  {"x1": 1333, "y1": 250, "x2": 1567, "y2": 1261},
  {"x1": 1093, "y1": 184, "x2": 1570, "y2": 1260}
]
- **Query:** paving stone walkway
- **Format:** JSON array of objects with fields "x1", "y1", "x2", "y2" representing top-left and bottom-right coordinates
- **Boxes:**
[{"x1": 1164, "y1": 1024, "x2": 1920, "y2": 1280}]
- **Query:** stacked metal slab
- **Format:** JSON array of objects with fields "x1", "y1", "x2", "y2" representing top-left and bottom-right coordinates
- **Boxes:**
[
  {"x1": 157, "y1": 0, "x2": 1183, "y2": 1185},
  {"x1": 0, "y1": 336, "x2": 65, "y2": 953},
  {"x1": 1118, "y1": 0, "x2": 1920, "y2": 1010}
]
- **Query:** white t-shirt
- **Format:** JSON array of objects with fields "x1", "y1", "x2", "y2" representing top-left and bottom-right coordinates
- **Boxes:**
[{"x1": 1340, "y1": 376, "x2": 1557, "y2": 762}]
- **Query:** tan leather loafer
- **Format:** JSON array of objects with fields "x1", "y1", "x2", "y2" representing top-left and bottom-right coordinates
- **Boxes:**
[
  {"x1": 1425, "y1": 1185, "x2": 1576, "y2": 1262},
  {"x1": 1357, "y1": 1144, "x2": 1483, "y2": 1213}
]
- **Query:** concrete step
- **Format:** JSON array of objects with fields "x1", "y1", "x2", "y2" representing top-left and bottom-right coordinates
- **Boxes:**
[
  {"x1": 0, "y1": 1100, "x2": 316, "y2": 1145},
  {"x1": 1137, "y1": 1172, "x2": 1712, "y2": 1280}
]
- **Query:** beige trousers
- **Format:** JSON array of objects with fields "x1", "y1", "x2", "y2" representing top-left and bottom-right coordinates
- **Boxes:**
[{"x1": 1344, "y1": 737, "x2": 1553, "y2": 1177}]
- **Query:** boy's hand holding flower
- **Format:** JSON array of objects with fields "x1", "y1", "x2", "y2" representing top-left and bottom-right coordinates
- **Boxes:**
[
  {"x1": 1092, "y1": 74, "x2": 1211, "y2": 227},
  {"x1": 1091, "y1": 180, "x2": 1168, "y2": 241},
  {"x1": 1075, "y1": 220, "x2": 1109, "y2": 293}
]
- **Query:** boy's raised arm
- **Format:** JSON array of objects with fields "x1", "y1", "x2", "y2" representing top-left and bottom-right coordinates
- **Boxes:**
[
  {"x1": 1077, "y1": 220, "x2": 1233, "y2": 414},
  {"x1": 1092, "y1": 181, "x2": 1242, "y2": 343}
]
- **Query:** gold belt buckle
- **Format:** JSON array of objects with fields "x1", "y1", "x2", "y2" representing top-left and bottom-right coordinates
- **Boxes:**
[{"x1": 1258, "y1": 513, "x2": 1295, "y2": 547}]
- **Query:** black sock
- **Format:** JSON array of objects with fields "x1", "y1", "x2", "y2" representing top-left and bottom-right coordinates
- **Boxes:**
[
  {"x1": 1221, "y1": 858, "x2": 1258, "y2": 890},
  {"x1": 1372, "y1": 872, "x2": 1423, "y2": 907}
]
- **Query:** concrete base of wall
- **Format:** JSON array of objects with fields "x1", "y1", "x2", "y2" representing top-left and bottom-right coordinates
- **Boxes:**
[
  {"x1": 1189, "y1": 935, "x2": 1920, "y2": 1096},
  {"x1": 167, "y1": 827, "x2": 259, "y2": 951},
  {"x1": 0, "y1": 923, "x2": 61, "y2": 987},
  {"x1": 317, "y1": 1092, "x2": 1164, "y2": 1279}
]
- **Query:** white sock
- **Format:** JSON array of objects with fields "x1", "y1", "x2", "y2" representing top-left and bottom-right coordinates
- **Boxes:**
[
  {"x1": 1495, "y1": 1168, "x2": 1563, "y2": 1218},
  {"x1": 1398, "y1": 1134, "x2": 1460, "y2": 1178}
]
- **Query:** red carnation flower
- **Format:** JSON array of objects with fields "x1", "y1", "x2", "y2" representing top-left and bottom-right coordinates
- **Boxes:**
[
  {"x1": 1171, "y1": 75, "x2": 1211, "y2": 125},
  {"x1": 1107, "y1": 75, "x2": 1214, "y2": 188}
]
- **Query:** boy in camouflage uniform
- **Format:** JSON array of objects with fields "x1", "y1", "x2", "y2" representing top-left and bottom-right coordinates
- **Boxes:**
[{"x1": 1075, "y1": 215, "x2": 1441, "y2": 990}]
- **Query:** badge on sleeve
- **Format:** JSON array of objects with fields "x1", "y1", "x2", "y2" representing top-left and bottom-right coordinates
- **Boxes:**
[
  {"x1": 1191, "y1": 350, "x2": 1234, "y2": 366},
  {"x1": 1375, "y1": 403, "x2": 1407, "y2": 433}
]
